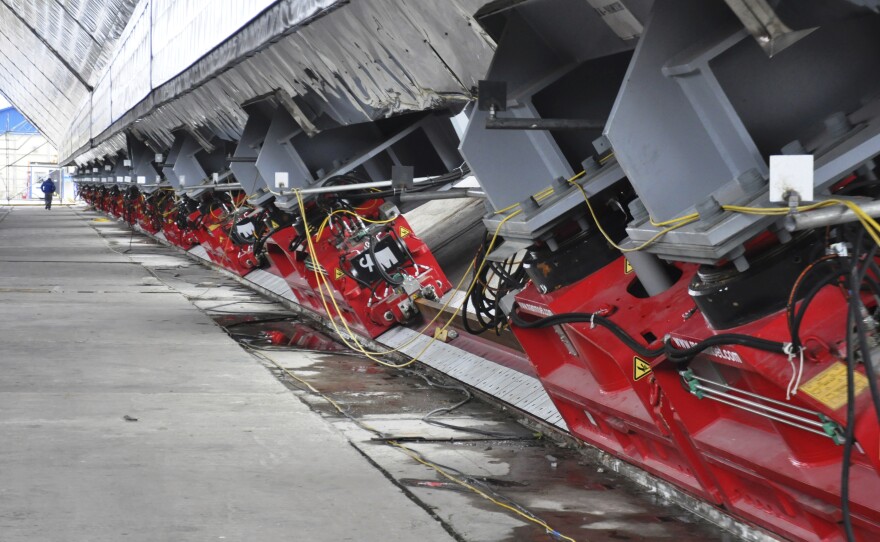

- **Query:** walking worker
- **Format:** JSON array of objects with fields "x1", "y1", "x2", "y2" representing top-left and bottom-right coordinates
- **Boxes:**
[{"x1": 40, "y1": 177, "x2": 56, "y2": 210}]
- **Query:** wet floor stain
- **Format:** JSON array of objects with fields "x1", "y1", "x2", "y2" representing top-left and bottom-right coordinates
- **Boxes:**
[
  {"x1": 215, "y1": 313, "x2": 347, "y2": 352},
  {"x1": 218, "y1": 330, "x2": 737, "y2": 542}
]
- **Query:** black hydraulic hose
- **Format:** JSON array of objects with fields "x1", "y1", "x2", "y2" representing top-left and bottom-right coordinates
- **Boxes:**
[
  {"x1": 842, "y1": 295, "x2": 858, "y2": 542},
  {"x1": 664, "y1": 334, "x2": 787, "y2": 362},
  {"x1": 463, "y1": 241, "x2": 516, "y2": 336},
  {"x1": 790, "y1": 269, "x2": 847, "y2": 350},
  {"x1": 252, "y1": 220, "x2": 296, "y2": 257},
  {"x1": 331, "y1": 182, "x2": 453, "y2": 203},
  {"x1": 852, "y1": 250, "x2": 880, "y2": 434},
  {"x1": 463, "y1": 278, "x2": 496, "y2": 335},
  {"x1": 369, "y1": 230, "x2": 403, "y2": 286},
  {"x1": 509, "y1": 309, "x2": 665, "y2": 359},
  {"x1": 338, "y1": 256, "x2": 372, "y2": 289},
  {"x1": 787, "y1": 257, "x2": 843, "y2": 346},
  {"x1": 509, "y1": 306, "x2": 787, "y2": 363}
]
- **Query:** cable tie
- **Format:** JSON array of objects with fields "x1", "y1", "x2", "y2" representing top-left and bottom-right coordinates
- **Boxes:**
[
  {"x1": 590, "y1": 313, "x2": 596, "y2": 329},
  {"x1": 792, "y1": 345, "x2": 805, "y2": 396},
  {"x1": 782, "y1": 342, "x2": 803, "y2": 400}
]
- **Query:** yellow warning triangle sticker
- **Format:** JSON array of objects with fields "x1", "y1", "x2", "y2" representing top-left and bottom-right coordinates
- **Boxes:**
[
  {"x1": 624, "y1": 259, "x2": 633, "y2": 274},
  {"x1": 399, "y1": 226, "x2": 411, "y2": 238},
  {"x1": 633, "y1": 357, "x2": 652, "y2": 381},
  {"x1": 334, "y1": 268, "x2": 345, "y2": 280}
]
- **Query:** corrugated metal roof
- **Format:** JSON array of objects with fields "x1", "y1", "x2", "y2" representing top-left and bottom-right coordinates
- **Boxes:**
[
  {"x1": 0, "y1": 0, "x2": 138, "y2": 145},
  {"x1": 0, "y1": 0, "x2": 496, "y2": 164}
]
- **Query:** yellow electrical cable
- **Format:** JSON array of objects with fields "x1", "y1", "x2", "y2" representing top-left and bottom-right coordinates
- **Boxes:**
[
  {"x1": 721, "y1": 201, "x2": 834, "y2": 215},
  {"x1": 294, "y1": 187, "x2": 522, "y2": 366},
  {"x1": 723, "y1": 199, "x2": 880, "y2": 246},
  {"x1": 569, "y1": 178, "x2": 697, "y2": 252},
  {"x1": 565, "y1": 166, "x2": 880, "y2": 251},
  {"x1": 315, "y1": 209, "x2": 397, "y2": 240},
  {"x1": 258, "y1": 191, "x2": 476, "y2": 364},
  {"x1": 388, "y1": 442, "x2": 577, "y2": 542},
  {"x1": 248, "y1": 344, "x2": 577, "y2": 542},
  {"x1": 650, "y1": 213, "x2": 699, "y2": 227},
  {"x1": 307, "y1": 203, "x2": 485, "y2": 358},
  {"x1": 296, "y1": 190, "x2": 470, "y2": 363},
  {"x1": 493, "y1": 171, "x2": 587, "y2": 216},
  {"x1": 827, "y1": 199, "x2": 880, "y2": 244}
]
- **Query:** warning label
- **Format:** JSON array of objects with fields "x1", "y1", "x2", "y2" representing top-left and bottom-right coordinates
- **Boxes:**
[
  {"x1": 399, "y1": 226, "x2": 411, "y2": 238},
  {"x1": 624, "y1": 259, "x2": 633, "y2": 274},
  {"x1": 799, "y1": 362, "x2": 869, "y2": 411},
  {"x1": 334, "y1": 268, "x2": 345, "y2": 280},
  {"x1": 633, "y1": 356, "x2": 652, "y2": 381}
]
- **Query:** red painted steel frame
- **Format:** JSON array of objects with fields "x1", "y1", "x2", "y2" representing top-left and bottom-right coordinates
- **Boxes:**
[
  {"x1": 513, "y1": 260, "x2": 723, "y2": 503},
  {"x1": 512, "y1": 256, "x2": 880, "y2": 541}
]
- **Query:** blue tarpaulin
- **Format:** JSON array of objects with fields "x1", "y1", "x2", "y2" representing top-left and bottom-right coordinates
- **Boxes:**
[{"x1": 0, "y1": 107, "x2": 38, "y2": 134}]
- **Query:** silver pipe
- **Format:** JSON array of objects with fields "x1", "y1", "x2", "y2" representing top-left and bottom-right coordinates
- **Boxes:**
[
  {"x1": 280, "y1": 173, "x2": 472, "y2": 196},
  {"x1": 697, "y1": 393, "x2": 830, "y2": 438},
  {"x1": 179, "y1": 183, "x2": 243, "y2": 192},
  {"x1": 694, "y1": 386, "x2": 824, "y2": 429},
  {"x1": 288, "y1": 179, "x2": 392, "y2": 195},
  {"x1": 784, "y1": 199, "x2": 880, "y2": 231},
  {"x1": 689, "y1": 374, "x2": 822, "y2": 416},
  {"x1": 399, "y1": 188, "x2": 486, "y2": 202}
]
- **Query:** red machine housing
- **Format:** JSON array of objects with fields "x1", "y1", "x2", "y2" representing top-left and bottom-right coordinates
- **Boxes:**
[
  {"x1": 513, "y1": 259, "x2": 723, "y2": 503},
  {"x1": 158, "y1": 196, "x2": 197, "y2": 250},
  {"x1": 187, "y1": 194, "x2": 260, "y2": 277},
  {"x1": 512, "y1": 256, "x2": 880, "y2": 541},
  {"x1": 263, "y1": 201, "x2": 451, "y2": 338},
  {"x1": 106, "y1": 187, "x2": 124, "y2": 218},
  {"x1": 134, "y1": 191, "x2": 163, "y2": 235},
  {"x1": 263, "y1": 227, "x2": 326, "y2": 315}
]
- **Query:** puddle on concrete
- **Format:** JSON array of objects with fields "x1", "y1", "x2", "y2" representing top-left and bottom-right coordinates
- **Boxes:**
[
  {"x1": 214, "y1": 315, "x2": 737, "y2": 542},
  {"x1": 215, "y1": 313, "x2": 347, "y2": 351}
]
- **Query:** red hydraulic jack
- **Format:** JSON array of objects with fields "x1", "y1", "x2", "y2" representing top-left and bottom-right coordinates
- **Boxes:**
[
  {"x1": 134, "y1": 191, "x2": 164, "y2": 235},
  {"x1": 264, "y1": 198, "x2": 452, "y2": 339},
  {"x1": 121, "y1": 187, "x2": 141, "y2": 226},
  {"x1": 107, "y1": 188, "x2": 124, "y2": 218},
  {"x1": 655, "y1": 288, "x2": 880, "y2": 541},
  {"x1": 158, "y1": 194, "x2": 197, "y2": 250},
  {"x1": 512, "y1": 258, "x2": 723, "y2": 504},
  {"x1": 512, "y1": 250, "x2": 880, "y2": 541},
  {"x1": 187, "y1": 193, "x2": 260, "y2": 277}
]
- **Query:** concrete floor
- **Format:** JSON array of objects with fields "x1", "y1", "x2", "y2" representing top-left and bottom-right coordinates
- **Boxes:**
[
  {"x1": 0, "y1": 206, "x2": 455, "y2": 541},
  {"x1": 0, "y1": 205, "x2": 747, "y2": 542}
]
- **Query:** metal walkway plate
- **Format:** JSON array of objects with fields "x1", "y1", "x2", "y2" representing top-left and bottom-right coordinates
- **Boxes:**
[
  {"x1": 246, "y1": 269, "x2": 299, "y2": 303},
  {"x1": 378, "y1": 326, "x2": 567, "y2": 432}
]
